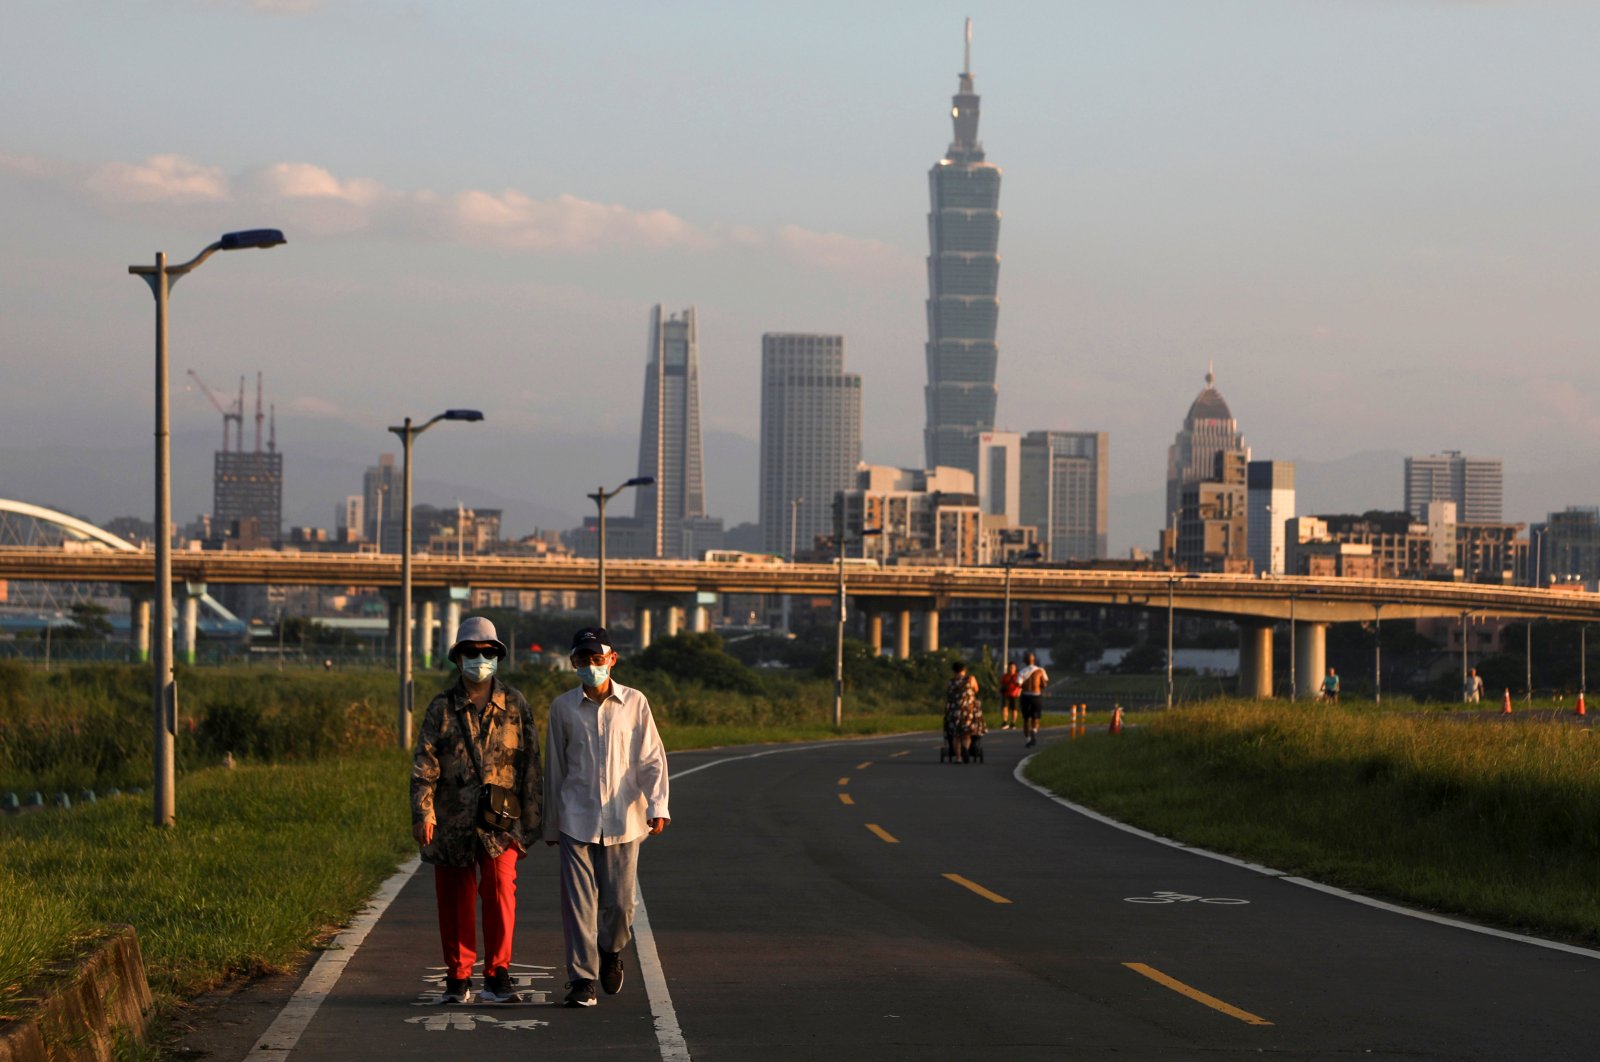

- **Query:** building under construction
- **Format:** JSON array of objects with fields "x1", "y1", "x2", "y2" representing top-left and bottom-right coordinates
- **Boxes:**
[{"x1": 192, "y1": 371, "x2": 283, "y2": 543}]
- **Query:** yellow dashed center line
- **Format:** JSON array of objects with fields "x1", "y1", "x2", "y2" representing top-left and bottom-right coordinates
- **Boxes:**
[
  {"x1": 837, "y1": 776, "x2": 850, "y2": 786},
  {"x1": 856, "y1": 761, "x2": 872, "y2": 770},
  {"x1": 838, "y1": 793, "x2": 855, "y2": 806},
  {"x1": 889, "y1": 750, "x2": 910, "y2": 758},
  {"x1": 1123, "y1": 963, "x2": 1273, "y2": 1026},
  {"x1": 865, "y1": 823, "x2": 899, "y2": 844},
  {"x1": 942, "y1": 873, "x2": 1012, "y2": 904}
]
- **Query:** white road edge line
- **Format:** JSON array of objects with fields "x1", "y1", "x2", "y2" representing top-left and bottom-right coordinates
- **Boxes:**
[
  {"x1": 246, "y1": 855, "x2": 421, "y2": 1061},
  {"x1": 250, "y1": 736, "x2": 924, "y2": 1062},
  {"x1": 1013, "y1": 753, "x2": 1600, "y2": 962},
  {"x1": 634, "y1": 885, "x2": 690, "y2": 1062}
]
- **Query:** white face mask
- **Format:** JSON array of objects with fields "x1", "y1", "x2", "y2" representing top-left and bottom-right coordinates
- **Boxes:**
[
  {"x1": 460, "y1": 654, "x2": 497, "y2": 682},
  {"x1": 576, "y1": 663, "x2": 611, "y2": 687}
]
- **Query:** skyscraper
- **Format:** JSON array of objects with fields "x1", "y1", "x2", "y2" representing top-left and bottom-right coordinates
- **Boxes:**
[
  {"x1": 1166, "y1": 365, "x2": 1248, "y2": 531},
  {"x1": 1019, "y1": 431, "x2": 1109, "y2": 561},
  {"x1": 760, "y1": 334, "x2": 862, "y2": 557},
  {"x1": 1247, "y1": 460, "x2": 1296, "y2": 574},
  {"x1": 923, "y1": 18, "x2": 1002, "y2": 477},
  {"x1": 213, "y1": 450, "x2": 282, "y2": 542},
  {"x1": 1404, "y1": 451, "x2": 1503, "y2": 523},
  {"x1": 363, "y1": 454, "x2": 402, "y2": 553},
  {"x1": 633, "y1": 305, "x2": 709, "y2": 559}
]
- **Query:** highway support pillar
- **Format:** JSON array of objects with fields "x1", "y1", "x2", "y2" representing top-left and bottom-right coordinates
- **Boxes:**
[
  {"x1": 180, "y1": 581, "x2": 205, "y2": 666},
  {"x1": 922, "y1": 607, "x2": 940, "y2": 654},
  {"x1": 442, "y1": 587, "x2": 470, "y2": 664},
  {"x1": 419, "y1": 598, "x2": 436, "y2": 670},
  {"x1": 868, "y1": 611, "x2": 883, "y2": 656},
  {"x1": 129, "y1": 590, "x2": 151, "y2": 664},
  {"x1": 692, "y1": 605, "x2": 709, "y2": 633},
  {"x1": 896, "y1": 609, "x2": 912, "y2": 660},
  {"x1": 1294, "y1": 622, "x2": 1328, "y2": 699},
  {"x1": 666, "y1": 606, "x2": 682, "y2": 638},
  {"x1": 1237, "y1": 619, "x2": 1273, "y2": 699},
  {"x1": 638, "y1": 604, "x2": 653, "y2": 649}
]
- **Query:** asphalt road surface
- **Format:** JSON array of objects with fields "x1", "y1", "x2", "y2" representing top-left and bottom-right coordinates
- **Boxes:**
[{"x1": 223, "y1": 727, "x2": 1600, "y2": 1060}]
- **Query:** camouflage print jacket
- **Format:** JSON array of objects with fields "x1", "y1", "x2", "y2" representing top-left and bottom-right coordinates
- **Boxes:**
[{"x1": 410, "y1": 678, "x2": 543, "y2": 867}]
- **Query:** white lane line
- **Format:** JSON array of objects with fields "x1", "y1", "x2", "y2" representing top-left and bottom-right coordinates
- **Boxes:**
[
  {"x1": 247, "y1": 856, "x2": 421, "y2": 1061},
  {"x1": 1013, "y1": 754, "x2": 1600, "y2": 962},
  {"x1": 634, "y1": 886, "x2": 690, "y2": 1062}
]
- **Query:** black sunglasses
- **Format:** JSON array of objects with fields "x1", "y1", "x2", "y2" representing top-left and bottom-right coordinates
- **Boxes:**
[{"x1": 459, "y1": 644, "x2": 503, "y2": 659}]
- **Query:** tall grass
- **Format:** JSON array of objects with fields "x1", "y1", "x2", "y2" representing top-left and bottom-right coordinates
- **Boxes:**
[
  {"x1": 1026, "y1": 701, "x2": 1600, "y2": 943},
  {"x1": 0, "y1": 752, "x2": 413, "y2": 1019}
]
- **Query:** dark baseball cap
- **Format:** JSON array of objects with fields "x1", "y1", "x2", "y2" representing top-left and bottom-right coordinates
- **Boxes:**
[{"x1": 570, "y1": 627, "x2": 612, "y2": 655}]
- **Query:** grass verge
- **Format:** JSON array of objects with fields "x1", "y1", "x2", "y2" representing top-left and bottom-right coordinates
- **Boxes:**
[
  {"x1": 1025, "y1": 701, "x2": 1600, "y2": 945},
  {"x1": 0, "y1": 751, "x2": 413, "y2": 1021}
]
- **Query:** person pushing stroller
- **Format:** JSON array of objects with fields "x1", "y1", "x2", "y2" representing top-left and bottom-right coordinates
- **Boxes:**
[{"x1": 942, "y1": 660, "x2": 987, "y2": 764}]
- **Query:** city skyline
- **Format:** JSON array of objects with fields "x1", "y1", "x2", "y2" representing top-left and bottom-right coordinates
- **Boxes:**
[{"x1": 4, "y1": 3, "x2": 1600, "y2": 553}]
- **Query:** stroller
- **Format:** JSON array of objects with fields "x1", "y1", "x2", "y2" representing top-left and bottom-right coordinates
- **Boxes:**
[{"x1": 939, "y1": 725, "x2": 984, "y2": 764}]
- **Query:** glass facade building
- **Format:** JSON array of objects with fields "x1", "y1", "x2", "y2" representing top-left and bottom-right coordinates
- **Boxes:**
[
  {"x1": 759, "y1": 334, "x2": 862, "y2": 557},
  {"x1": 923, "y1": 22, "x2": 1002, "y2": 477},
  {"x1": 634, "y1": 305, "x2": 710, "y2": 559}
]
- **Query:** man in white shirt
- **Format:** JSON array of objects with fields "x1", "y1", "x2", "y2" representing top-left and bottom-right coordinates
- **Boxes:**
[{"x1": 544, "y1": 626, "x2": 670, "y2": 1009}]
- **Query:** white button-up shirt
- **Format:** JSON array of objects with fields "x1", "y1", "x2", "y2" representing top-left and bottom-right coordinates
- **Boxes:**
[{"x1": 543, "y1": 680, "x2": 670, "y2": 846}]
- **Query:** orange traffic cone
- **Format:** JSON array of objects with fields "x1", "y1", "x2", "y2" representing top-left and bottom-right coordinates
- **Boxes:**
[
  {"x1": 1502, "y1": 689, "x2": 1513, "y2": 715},
  {"x1": 1577, "y1": 692, "x2": 1587, "y2": 717},
  {"x1": 1109, "y1": 705, "x2": 1124, "y2": 735}
]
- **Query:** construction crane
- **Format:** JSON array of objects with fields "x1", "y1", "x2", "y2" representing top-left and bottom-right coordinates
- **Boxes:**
[{"x1": 186, "y1": 370, "x2": 244, "y2": 452}]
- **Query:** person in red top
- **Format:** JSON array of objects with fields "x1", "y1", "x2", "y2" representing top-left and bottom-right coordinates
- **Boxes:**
[{"x1": 999, "y1": 662, "x2": 1021, "y2": 730}]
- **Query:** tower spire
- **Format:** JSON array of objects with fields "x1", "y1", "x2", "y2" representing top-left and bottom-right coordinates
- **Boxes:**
[{"x1": 963, "y1": 16, "x2": 972, "y2": 78}]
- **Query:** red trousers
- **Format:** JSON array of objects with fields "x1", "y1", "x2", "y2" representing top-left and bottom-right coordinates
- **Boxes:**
[{"x1": 433, "y1": 847, "x2": 519, "y2": 980}]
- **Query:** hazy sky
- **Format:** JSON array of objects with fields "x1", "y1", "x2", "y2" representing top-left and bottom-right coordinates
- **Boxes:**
[{"x1": 4, "y1": 1, "x2": 1598, "y2": 552}]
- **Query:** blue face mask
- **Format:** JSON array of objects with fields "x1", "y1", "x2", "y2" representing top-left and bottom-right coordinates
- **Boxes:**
[
  {"x1": 460, "y1": 654, "x2": 498, "y2": 682},
  {"x1": 577, "y1": 663, "x2": 611, "y2": 687}
]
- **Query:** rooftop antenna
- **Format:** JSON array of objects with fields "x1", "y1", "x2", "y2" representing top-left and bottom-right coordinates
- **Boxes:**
[
  {"x1": 235, "y1": 376, "x2": 246, "y2": 451},
  {"x1": 963, "y1": 16, "x2": 972, "y2": 77},
  {"x1": 268, "y1": 403, "x2": 277, "y2": 454},
  {"x1": 1206, "y1": 359, "x2": 1215, "y2": 388}
]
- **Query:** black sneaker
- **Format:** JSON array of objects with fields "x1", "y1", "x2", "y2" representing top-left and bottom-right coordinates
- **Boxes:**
[
  {"x1": 564, "y1": 979, "x2": 597, "y2": 1008},
  {"x1": 442, "y1": 976, "x2": 473, "y2": 1004},
  {"x1": 599, "y1": 951, "x2": 625, "y2": 995},
  {"x1": 480, "y1": 967, "x2": 515, "y2": 1002}
]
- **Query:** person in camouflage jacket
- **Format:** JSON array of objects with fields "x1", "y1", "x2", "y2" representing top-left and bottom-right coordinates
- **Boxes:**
[{"x1": 410, "y1": 616, "x2": 542, "y2": 1003}]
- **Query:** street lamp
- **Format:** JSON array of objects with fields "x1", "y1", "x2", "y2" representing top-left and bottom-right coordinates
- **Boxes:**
[
  {"x1": 388, "y1": 409, "x2": 484, "y2": 749},
  {"x1": 586, "y1": 476, "x2": 654, "y2": 628},
  {"x1": 998, "y1": 549, "x2": 1043, "y2": 711},
  {"x1": 833, "y1": 497, "x2": 882, "y2": 728},
  {"x1": 1166, "y1": 575, "x2": 1175, "y2": 710},
  {"x1": 783, "y1": 496, "x2": 804, "y2": 633},
  {"x1": 129, "y1": 228, "x2": 285, "y2": 828}
]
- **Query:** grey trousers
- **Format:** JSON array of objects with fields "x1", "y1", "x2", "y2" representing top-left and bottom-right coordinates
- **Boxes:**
[{"x1": 558, "y1": 835, "x2": 641, "y2": 982}]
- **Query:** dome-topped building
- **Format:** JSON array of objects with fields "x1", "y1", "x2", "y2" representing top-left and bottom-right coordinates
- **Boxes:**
[{"x1": 1165, "y1": 364, "x2": 1248, "y2": 529}]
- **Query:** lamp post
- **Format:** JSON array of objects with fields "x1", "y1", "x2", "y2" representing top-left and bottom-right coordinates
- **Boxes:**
[
  {"x1": 999, "y1": 549, "x2": 1042, "y2": 710},
  {"x1": 129, "y1": 228, "x2": 285, "y2": 828},
  {"x1": 586, "y1": 476, "x2": 654, "y2": 629},
  {"x1": 832, "y1": 495, "x2": 881, "y2": 728},
  {"x1": 1288, "y1": 592, "x2": 1296, "y2": 701},
  {"x1": 783, "y1": 496, "x2": 803, "y2": 633},
  {"x1": 1460, "y1": 609, "x2": 1471, "y2": 703},
  {"x1": 388, "y1": 409, "x2": 484, "y2": 749},
  {"x1": 1166, "y1": 575, "x2": 1175, "y2": 710}
]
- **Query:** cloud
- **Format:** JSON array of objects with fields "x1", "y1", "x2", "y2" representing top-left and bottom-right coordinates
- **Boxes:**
[
  {"x1": 84, "y1": 154, "x2": 230, "y2": 204},
  {"x1": 9, "y1": 151, "x2": 913, "y2": 275}
]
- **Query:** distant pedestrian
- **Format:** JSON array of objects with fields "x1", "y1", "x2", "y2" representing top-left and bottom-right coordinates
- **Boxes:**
[
  {"x1": 1464, "y1": 667, "x2": 1484, "y2": 703},
  {"x1": 999, "y1": 661, "x2": 1021, "y2": 730},
  {"x1": 544, "y1": 627, "x2": 670, "y2": 1009},
  {"x1": 1017, "y1": 651, "x2": 1049, "y2": 747},
  {"x1": 411, "y1": 616, "x2": 543, "y2": 1005},
  {"x1": 944, "y1": 660, "x2": 983, "y2": 763},
  {"x1": 1319, "y1": 667, "x2": 1340, "y2": 704}
]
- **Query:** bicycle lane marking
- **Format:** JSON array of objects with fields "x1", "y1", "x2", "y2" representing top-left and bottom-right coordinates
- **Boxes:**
[{"x1": 1013, "y1": 753, "x2": 1600, "y2": 962}]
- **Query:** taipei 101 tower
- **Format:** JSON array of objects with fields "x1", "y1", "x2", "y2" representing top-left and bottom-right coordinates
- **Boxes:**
[{"x1": 923, "y1": 18, "x2": 1002, "y2": 477}]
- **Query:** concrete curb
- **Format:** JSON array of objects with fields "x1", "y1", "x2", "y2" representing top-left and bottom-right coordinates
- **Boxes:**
[{"x1": 0, "y1": 925, "x2": 153, "y2": 1062}]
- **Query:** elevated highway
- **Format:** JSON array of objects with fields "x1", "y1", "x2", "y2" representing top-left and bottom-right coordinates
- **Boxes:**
[{"x1": 5, "y1": 547, "x2": 1596, "y2": 696}]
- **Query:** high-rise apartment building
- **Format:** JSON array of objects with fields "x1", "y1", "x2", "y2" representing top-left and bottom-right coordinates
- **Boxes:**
[
  {"x1": 213, "y1": 450, "x2": 282, "y2": 542},
  {"x1": 1019, "y1": 431, "x2": 1109, "y2": 562},
  {"x1": 760, "y1": 334, "x2": 862, "y2": 557},
  {"x1": 923, "y1": 19, "x2": 1002, "y2": 478},
  {"x1": 1166, "y1": 366, "x2": 1248, "y2": 531},
  {"x1": 1404, "y1": 452, "x2": 1503, "y2": 523},
  {"x1": 362, "y1": 454, "x2": 402, "y2": 554},
  {"x1": 633, "y1": 305, "x2": 711, "y2": 559},
  {"x1": 975, "y1": 431, "x2": 1022, "y2": 524},
  {"x1": 1246, "y1": 460, "x2": 1296, "y2": 574}
]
